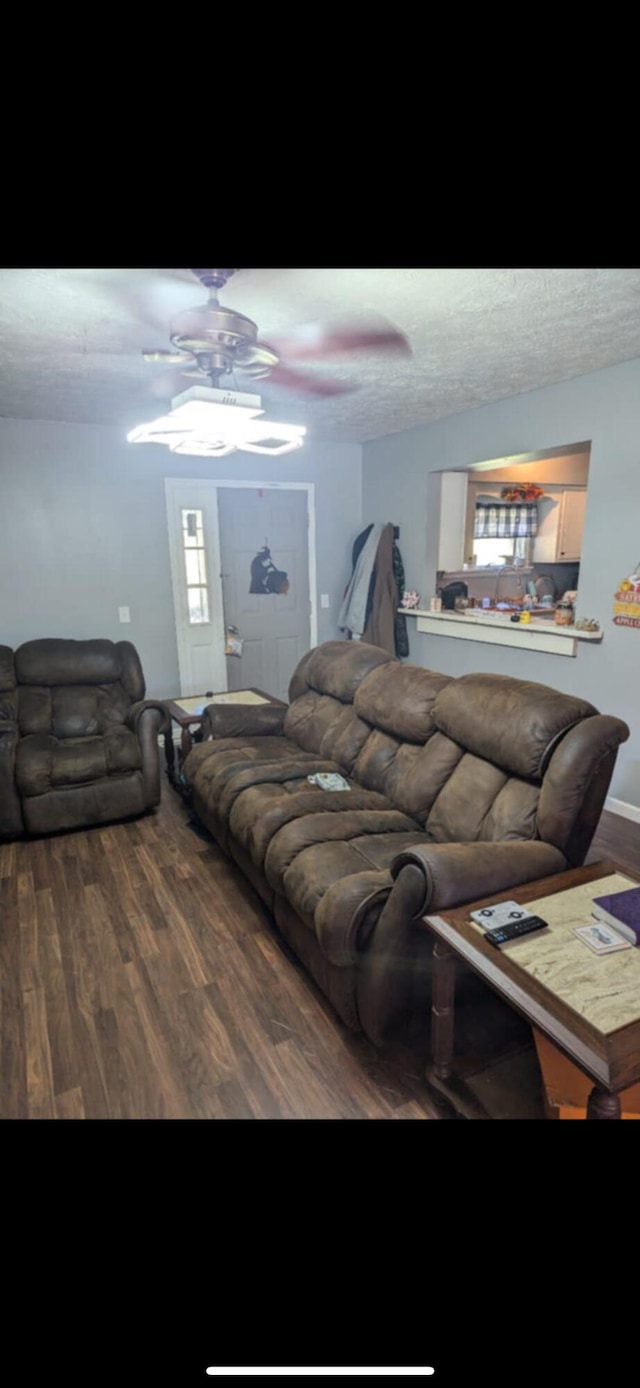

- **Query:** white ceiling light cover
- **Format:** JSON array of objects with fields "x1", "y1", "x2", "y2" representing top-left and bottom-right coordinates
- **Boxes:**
[{"x1": 127, "y1": 386, "x2": 306, "y2": 457}]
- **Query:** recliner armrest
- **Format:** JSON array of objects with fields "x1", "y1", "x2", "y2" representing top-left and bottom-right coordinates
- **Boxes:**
[
  {"x1": 201, "y1": 703, "x2": 287, "y2": 740},
  {"x1": 125, "y1": 701, "x2": 169, "y2": 809},
  {"x1": 125, "y1": 700, "x2": 170, "y2": 736},
  {"x1": 0, "y1": 719, "x2": 24, "y2": 837},
  {"x1": 391, "y1": 840, "x2": 569, "y2": 918}
]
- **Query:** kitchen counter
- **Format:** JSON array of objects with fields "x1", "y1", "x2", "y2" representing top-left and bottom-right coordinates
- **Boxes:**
[{"x1": 399, "y1": 608, "x2": 602, "y2": 658}]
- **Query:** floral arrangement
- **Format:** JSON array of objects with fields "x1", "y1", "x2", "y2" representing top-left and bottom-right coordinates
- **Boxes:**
[
  {"x1": 500, "y1": 484, "x2": 545, "y2": 503},
  {"x1": 401, "y1": 590, "x2": 420, "y2": 609}
]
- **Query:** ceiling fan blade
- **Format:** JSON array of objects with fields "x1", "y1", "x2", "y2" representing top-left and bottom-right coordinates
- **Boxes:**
[
  {"x1": 149, "y1": 366, "x2": 201, "y2": 399},
  {"x1": 143, "y1": 349, "x2": 194, "y2": 364},
  {"x1": 266, "y1": 317, "x2": 411, "y2": 363},
  {"x1": 265, "y1": 363, "x2": 356, "y2": 397},
  {"x1": 67, "y1": 270, "x2": 204, "y2": 335}
]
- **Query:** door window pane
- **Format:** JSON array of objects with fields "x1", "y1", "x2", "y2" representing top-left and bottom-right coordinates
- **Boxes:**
[
  {"x1": 185, "y1": 549, "x2": 207, "y2": 585},
  {"x1": 182, "y1": 509, "x2": 205, "y2": 547},
  {"x1": 182, "y1": 508, "x2": 210, "y2": 623},
  {"x1": 187, "y1": 587, "x2": 210, "y2": 624}
]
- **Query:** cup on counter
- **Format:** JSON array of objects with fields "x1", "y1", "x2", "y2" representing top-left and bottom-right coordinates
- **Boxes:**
[{"x1": 430, "y1": 597, "x2": 442, "y2": 612}]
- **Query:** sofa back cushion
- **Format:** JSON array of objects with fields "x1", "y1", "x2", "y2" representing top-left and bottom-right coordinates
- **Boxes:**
[
  {"x1": 421, "y1": 674, "x2": 599, "y2": 844},
  {"x1": 351, "y1": 665, "x2": 453, "y2": 821},
  {"x1": 284, "y1": 640, "x2": 395, "y2": 765},
  {"x1": 15, "y1": 639, "x2": 145, "y2": 739},
  {"x1": 431, "y1": 674, "x2": 597, "y2": 779},
  {"x1": 0, "y1": 645, "x2": 17, "y2": 721},
  {"x1": 289, "y1": 640, "x2": 396, "y2": 704}
]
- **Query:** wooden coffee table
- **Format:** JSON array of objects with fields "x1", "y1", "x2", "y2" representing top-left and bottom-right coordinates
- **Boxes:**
[
  {"x1": 422, "y1": 860, "x2": 640, "y2": 1120},
  {"x1": 164, "y1": 688, "x2": 285, "y2": 789}
]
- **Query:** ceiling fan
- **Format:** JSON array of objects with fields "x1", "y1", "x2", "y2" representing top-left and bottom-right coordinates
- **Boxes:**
[{"x1": 137, "y1": 268, "x2": 411, "y2": 399}]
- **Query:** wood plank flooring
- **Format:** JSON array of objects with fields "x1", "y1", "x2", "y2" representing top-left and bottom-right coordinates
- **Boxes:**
[{"x1": 1, "y1": 792, "x2": 637, "y2": 1120}]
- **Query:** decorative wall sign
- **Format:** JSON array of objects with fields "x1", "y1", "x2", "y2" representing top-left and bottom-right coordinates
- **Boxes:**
[{"x1": 613, "y1": 567, "x2": 640, "y2": 629}]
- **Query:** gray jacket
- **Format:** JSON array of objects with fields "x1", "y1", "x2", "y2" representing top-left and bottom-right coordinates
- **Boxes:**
[{"x1": 338, "y1": 523, "x2": 384, "y2": 637}]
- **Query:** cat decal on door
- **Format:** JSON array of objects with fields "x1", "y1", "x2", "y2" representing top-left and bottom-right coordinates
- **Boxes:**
[{"x1": 249, "y1": 545, "x2": 290, "y2": 595}]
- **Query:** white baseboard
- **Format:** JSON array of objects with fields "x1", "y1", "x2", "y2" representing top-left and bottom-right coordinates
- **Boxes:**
[{"x1": 604, "y1": 796, "x2": 640, "y2": 825}]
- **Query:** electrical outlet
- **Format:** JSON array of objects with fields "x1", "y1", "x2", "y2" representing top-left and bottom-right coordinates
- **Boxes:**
[
  {"x1": 320, "y1": 594, "x2": 330, "y2": 609},
  {"x1": 118, "y1": 606, "x2": 131, "y2": 623}
]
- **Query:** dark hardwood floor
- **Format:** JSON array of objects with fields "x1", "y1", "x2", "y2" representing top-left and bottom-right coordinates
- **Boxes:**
[{"x1": 1, "y1": 792, "x2": 637, "y2": 1120}]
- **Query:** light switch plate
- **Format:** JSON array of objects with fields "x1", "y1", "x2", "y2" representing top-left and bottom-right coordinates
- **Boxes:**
[
  {"x1": 118, "y1": 606, "x2": 131, "y2": 623},
  {"x1": 320, "y1": 594, "x2": 330, "y2": 609}
]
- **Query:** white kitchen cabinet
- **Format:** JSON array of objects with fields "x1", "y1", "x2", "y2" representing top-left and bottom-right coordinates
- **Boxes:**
[
  {"x1": 533, "y1": 488, "x2": 587, "y2": 563},
  {"x1": 555, "y1": 488, "x2": 587, "y2": 561},
  {"x1": 437, "y1": 472, "x2": 468, "y2": 571}
]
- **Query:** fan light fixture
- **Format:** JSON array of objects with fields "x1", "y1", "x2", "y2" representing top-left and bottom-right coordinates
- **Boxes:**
[{"x1": 127, "y1": 385, "x2": 306, "y2": 458}]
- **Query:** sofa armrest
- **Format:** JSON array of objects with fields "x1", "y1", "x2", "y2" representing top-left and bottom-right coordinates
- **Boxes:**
[
  {"x1": 0, "y1": 719, "x2": 24, "y2": 838},
  {"x1": 391, "y1": 840, "x2": 569, "y2": 918},
  {"x1": 125, "y1": 700, "x2": 170, "y2": 736},
  {"x1": 201, "y1": 703, "x2": 287, "y2": 740},
  {"x1": 125, "y1": 701, "x2": 170, "y2": 809}
]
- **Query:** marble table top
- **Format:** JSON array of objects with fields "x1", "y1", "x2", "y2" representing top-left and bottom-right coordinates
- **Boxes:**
[{"x1": 468, "y1": 873, "x2": 640, "y2": 1036}]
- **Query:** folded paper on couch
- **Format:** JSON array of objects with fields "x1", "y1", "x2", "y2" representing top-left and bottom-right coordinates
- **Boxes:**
[{"x1": 307, "y1": 772, "x2": 351, "y2": 791}]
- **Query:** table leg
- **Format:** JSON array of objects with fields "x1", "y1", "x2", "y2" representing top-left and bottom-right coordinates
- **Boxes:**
[
  {"x1": 164, "y1": 726, "x2": 176, "y2": 784},
  {"x1": 432, "y1": 940, "x2": 456, "y2": 1081},
  {"x1": 586, "y1": 1086, "x2": 621, "y2": 1120}
]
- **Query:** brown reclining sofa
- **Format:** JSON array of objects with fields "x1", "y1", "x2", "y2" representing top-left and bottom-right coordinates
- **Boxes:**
[{"x1": 184, "y1": 640, "x2": 629, "y2": 1045}]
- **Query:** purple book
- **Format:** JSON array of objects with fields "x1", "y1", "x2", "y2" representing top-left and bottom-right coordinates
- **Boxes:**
[{"x1": 592, "y1": 886, "x2": 640, "y2": 946}]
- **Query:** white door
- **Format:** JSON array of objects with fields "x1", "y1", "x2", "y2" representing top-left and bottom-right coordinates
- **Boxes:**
[
  {"x1": 165, "y1": 481, "x2": 227, "y2": 696},
  {"x1": 218, "y1": 487, "x2": 311, "y2": 702},
  {"x1": 166, "y1": 480, "x2": 314, "y2": 700}
]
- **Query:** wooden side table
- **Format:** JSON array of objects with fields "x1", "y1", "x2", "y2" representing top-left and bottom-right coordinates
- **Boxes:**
[
  {"x1": 164, "y1": 688, "x2": 285, "y2": 790},
  {"x1": 421, "y1": 860, "x2": 640, "y2": 1120}
]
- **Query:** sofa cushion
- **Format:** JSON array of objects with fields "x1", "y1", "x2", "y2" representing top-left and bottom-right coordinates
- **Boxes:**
[
  {"x1": 15, "y1": 639, "x2": 144, "y2": 737},
  {"x1": 0, "y1": 645, "x2": 17, "y2": 721},
  {"x1": 265, "y1": 812, "x2": 424, "y2": 894},
  {"x1": 431, "y1": 674, "x2": 598, "y2": 780},
  {"x1": 284, "y1": 692, "x2": 371, "y2": 767},
  {"x1": 299, "y1": 639, "x2": 396, "y2": 703},
  {"x1": 185, "y1": 736, "x2": 323, "y2": 805},
  {"x1": 276, "y1": 828, "x2": 431, "y2": 964},
  {"x1": 425, "y1": 753, "x2": 540, "y2": 843},
  {"x1": 283, "y1": 640, "x2": 397, "y2": 764},
  {"x1": 354, "y1": 662, "x2": 451, "y2": 743},
  {"x1": 185, "y1": 734, "x2": 300, "y2": 780},
  {"x1": 18, "y1": 681, "x2": 133, "y2": 738},
  {"x1": 15, "y1": 638, "x2": 145, "y2": 698},
  {"x1": 15, "y1": 728, "x2": 141, "y2": 797},
  {"x1": 229, "y1": 782, "x2": 392, "y2": 868},
  {"x1": 103, "y1": 726, "x2": 143, "y2": 774}
]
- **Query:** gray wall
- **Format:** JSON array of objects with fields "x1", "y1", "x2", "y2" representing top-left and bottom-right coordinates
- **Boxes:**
[
  {"x1": 0, "y1": 418, "x2": 362, "y2": 699},
  {"x1": 363, "y1": 357, "x2": 640, "y2": 808}
]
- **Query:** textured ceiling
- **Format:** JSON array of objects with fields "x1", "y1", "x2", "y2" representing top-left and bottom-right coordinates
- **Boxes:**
[{"x1": 1, "y1": 268, "x2": 640, "y2": 444}]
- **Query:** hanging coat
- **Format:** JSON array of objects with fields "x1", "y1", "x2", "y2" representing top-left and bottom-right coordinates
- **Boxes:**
[
  {"x1": 393, "y1": 539, "x2": 410, "y2": 658},
  {"x1": 338, "y1": 523, "x2": 384, "y2": 637},
  {"x1": 362, "y1": 523, "x2": 397, "y2": 655}
]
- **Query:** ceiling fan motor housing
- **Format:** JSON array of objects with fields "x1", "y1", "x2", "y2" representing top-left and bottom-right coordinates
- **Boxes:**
[{"x1": 170, "y1": 303, "x2": 278, "y2": 377}]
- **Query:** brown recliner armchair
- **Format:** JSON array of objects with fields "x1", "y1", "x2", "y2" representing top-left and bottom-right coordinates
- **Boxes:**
[{"x1": 0, "y1": 638, "x2": 169, "y2": 839}]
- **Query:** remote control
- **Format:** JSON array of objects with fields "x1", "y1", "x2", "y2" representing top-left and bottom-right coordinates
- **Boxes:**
[{"x1": 484, "y1": 915, "x2": 549, "y2": 947}]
